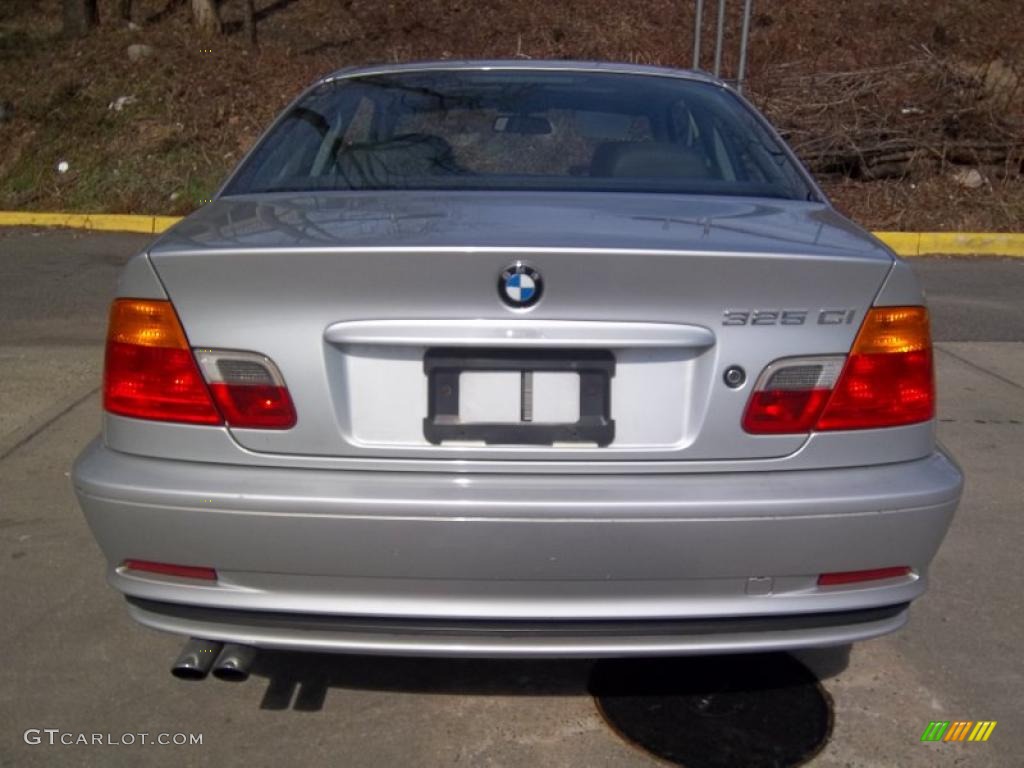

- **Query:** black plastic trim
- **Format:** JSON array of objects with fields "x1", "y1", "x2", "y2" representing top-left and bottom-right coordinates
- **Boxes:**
[{"x1": 422, "y1": 348, "x2": 615, "y2": 446}]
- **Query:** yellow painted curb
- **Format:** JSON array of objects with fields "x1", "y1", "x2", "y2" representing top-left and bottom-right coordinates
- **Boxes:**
[
  {"x1": 874, "y1": 231, "x2": 1024, "y2": 258},
  {"x1": 1, "y1": 211, "x2": 1023, "y2": 256},
  {"x1": 151, "y1": 215, "x2": 182, "y2": 233},
  {"x1": 0, "y1": 211, "x2": 178, "y2": 234},
  {"x1": 872, "y1": 232, "x2": 920, "y2": 256}
]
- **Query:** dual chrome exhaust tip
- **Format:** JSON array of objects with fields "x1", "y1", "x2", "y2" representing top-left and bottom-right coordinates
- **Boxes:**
[{"x1": 171, "y1": 638, "x2": 257, "y2": 682}]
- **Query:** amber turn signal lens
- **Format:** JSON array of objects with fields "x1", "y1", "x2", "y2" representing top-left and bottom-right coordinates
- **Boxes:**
[
  {"x1": 815, "y1": 306, "x2": 934, "y2": 431},
  {"x1": 849, "y1": 306, "x2": 930, "y2": 355},
  {"x1": 107, "y1": 299, "x2": 191, "y2": 349},
  {"x1": 743, "y1": 307, "x2": 935, "y2": 434},
  {"x1": 104, "y1": 299, "x2": 223, "y2": 425}
]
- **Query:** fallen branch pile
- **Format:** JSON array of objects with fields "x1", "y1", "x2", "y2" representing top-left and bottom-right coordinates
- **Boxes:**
[{"x1": 753, "y1": 48, "x2": 1024, "y2": 180}]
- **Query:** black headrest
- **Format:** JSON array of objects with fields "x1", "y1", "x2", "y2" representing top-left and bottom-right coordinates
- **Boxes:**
[{"x1": 591, "y1": 142, "x2": 712, "y2": 178}]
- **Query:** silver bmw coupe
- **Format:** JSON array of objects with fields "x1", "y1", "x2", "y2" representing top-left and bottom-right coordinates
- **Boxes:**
[{"x1": 72, "y1": 61, "x2": 963, "y2": 680}]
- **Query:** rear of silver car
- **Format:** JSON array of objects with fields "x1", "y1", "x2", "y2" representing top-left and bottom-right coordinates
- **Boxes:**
[{"x1": 72, "y1": 62, "x2": 962, "y2": 662}]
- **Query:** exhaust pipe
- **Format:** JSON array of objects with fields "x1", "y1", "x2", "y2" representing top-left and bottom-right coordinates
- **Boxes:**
[
  {"x1": 212, "y1": 643, "x2": 258, "y2": 682},
  {"x1": 171, "y1": 638, "x2": 223, "y2": 680}
]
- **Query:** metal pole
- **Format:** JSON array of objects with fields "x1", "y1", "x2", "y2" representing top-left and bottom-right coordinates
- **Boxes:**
[
  {"x1": 737, "y1": 0, "x2": 753, "y2": 92},
  {"x1": 713, "y1": 0, "x2": 727, "y2": 78},
  {"x1": 692, "y1": 0, "x2": 704, "y2": 70}
]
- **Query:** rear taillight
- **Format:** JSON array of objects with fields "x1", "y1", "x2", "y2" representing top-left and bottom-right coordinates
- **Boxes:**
[
  {"x1": 195, "y1": 350, "x2": 297, "y2": 429},
  {"x1": 815, "y1": 307, "x2": 934, "y2": 430},
  {"x1": 742, "y1": 357, "x2": 845, "y2": 434},
  {"x1": 104, "y1": 299, "x2": 222, "y2": 425},
  {"x1": 104, "y1": 300, "x2": 295, "y2": 429},
  {"x1": 743, "y1": 306, "x2": 934, "y2": 434}
]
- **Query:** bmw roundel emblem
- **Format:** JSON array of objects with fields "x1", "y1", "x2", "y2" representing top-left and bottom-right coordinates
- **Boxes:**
[{"x1": 499, "y1": 262, "x2": 543, "y2": 308}]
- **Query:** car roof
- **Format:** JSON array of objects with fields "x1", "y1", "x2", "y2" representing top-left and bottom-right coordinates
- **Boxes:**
[{"x1": 319, "y1": 59, "x2": 726, "y2": 88}]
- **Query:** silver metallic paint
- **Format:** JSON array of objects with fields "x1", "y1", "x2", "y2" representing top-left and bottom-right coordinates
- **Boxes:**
[
  {"x1": 323, "y1": 319, "x2": 716, "y2": 349},
  {"x1": 74, "y1": 62, "x2": 963, "y2": 656},
  {"x1": 74, "y1": 439, "x2": 960, "y2": 653},
  {"x1": 874, "y1": 257, "x2": 927, "y2": 307},
  {"x1": 127, "y1": 600, "x2": 911, "y2": 658},
  {"x1": 100, "y1": 412, "x2": 936, "y2": 474},
  {"x1": 143, "y1": 195, "x2": 894, "y2": 463},
  {"x1": 115, "y1": 253, "x2": 167, "y2": 300}
]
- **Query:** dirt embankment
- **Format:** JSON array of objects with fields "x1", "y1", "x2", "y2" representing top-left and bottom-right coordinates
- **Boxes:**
[{"x1": 0, "y1": 0, "x2": 1021, "y2": 230}]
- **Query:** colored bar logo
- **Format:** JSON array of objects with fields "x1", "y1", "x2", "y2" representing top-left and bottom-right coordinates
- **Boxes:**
[{"x1": 921, "y1": 721, "x2": 997, "y2": 742}]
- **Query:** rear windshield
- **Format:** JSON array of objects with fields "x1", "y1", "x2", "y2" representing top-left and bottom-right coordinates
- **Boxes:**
[{"x1": 225, "y1": 70, "x2": 813, "y2": 201}]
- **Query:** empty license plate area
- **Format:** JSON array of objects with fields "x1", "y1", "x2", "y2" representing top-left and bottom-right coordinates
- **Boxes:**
[{"x1": 423, "y1": 348, "x2": 615, "y2": 446}]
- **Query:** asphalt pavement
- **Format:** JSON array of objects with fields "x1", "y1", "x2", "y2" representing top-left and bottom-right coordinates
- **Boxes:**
[{"x1": 1, "y1": 227, "x2": 1022, "y2": 767}]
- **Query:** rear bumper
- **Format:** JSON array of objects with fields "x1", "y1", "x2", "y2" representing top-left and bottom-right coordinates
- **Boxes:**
[
  {"x1": 73, "y1": 439, "x2": 962, "y2": 656},
  {"x1": 127, "y1": 598, "x2": 910, "y2": 658}
]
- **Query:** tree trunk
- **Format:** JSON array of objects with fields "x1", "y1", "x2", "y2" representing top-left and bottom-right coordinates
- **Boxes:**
[
  {"x1": 243, "y1": 0, "x2": 257, "y2": 47},
  {"x1": 191, "y1": 0, "x2": 222, "y2": 35},
  {"x1": 62, "y1": 0, "x2": 99, "y2": 37},
  {"x1": 118, "y1": 0, "x2": 133, "y2": 22}
]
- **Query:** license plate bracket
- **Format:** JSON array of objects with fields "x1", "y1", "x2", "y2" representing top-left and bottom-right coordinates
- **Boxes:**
[{"x1": 423, "y1": 348, "x2": 615, "y2": 446}]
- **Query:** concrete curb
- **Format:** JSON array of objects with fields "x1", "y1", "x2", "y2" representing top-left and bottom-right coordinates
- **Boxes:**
[{"x1": 2, "y1": 211, "x2": 1023, "y2": 258}]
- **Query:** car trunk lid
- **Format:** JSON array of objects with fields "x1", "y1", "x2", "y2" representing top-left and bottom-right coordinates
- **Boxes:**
[{"x1": 147, "y1": 192, "x2": 893, "y2": 463}]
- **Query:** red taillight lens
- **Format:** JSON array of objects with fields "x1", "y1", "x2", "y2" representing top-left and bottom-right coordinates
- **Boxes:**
[
  {"x1": 208, "y1": 383, "x2": 296, "y2": 428},
  {"x1": 742, "y1": 389, "x2": 831, "y2": 434},
  {"x1": 742, "y1": 356, "x2": 845, "y2": 434},
  {"x1": 816, "y1": 307, "x2": 934, "y2": 430},
  {"x1": 742, "y1": 307, "x2": 934, "y2": 434},
  {"x1": 104, "y1": 301, "x2": 295, "y2": 429},
  {"x1": 104, "y1": 300, "x2": 222, "y2": 425},
  {"x1": 818, "y1": 566, "x2": 911, "y2": 586},
  {"x1": 195, "y1": 350, "x2": 297, "y2": 429},
  {"x1": 123, "y1": 559, "x2": 218, "y2": 581}
]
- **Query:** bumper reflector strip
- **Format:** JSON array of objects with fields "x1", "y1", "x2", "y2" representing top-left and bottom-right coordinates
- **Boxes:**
[
  {"x1": 818, "y1": 566, "x2": 911, "y2": 586},
  {"x1": 123, "y1": 560, "x2": 218, "y2": 581}
]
